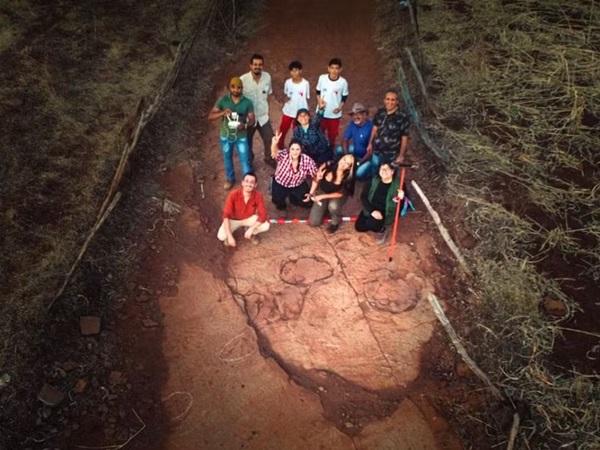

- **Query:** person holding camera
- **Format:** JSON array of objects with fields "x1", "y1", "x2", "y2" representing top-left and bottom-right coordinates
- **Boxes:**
[{"x1": 209, "y1": 77, "x2": 256, "y2": 190}]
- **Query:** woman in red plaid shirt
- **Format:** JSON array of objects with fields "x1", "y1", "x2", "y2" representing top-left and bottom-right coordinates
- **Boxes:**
[{"x1": 270, "y1": 131, "x2": 318, "y2": 211}]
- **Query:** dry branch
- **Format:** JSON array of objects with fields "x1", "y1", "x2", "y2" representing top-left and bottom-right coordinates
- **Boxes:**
[
  {"x1": 506, "y1": 412, "x2": 521, "y2": 450},
  {"x1": 411, "y1": 180, "x2": 472, "y2": 275},
  {"x1": 397, "y1": 64, "x2": 449, "y2": 162},
  {"x1": 48, "y1": 192, "x2": 122, "y2": 311},
  {"x1": 51, "y1": 30, "x2": 196, "y2": 311},
  {"x1": 427, "y1": 292, "x2": 505, "y2": 401},
  {"x1": 404, "y1": 47, "x2": 438, "y2": 117}
]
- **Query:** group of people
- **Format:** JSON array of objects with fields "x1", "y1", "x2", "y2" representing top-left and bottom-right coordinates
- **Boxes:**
[{"x1": 210, "y1": 54, "x2": 412, "y2": 248}]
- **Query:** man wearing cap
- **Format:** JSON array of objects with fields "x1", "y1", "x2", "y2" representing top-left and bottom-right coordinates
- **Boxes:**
[
  {"x1": 340, "y1": 102, "x2": 374, "y2": 180},
  {"x1": 208, "y1": 77, "x2": 255, "y2": 190},
  {"x1": 240, "y1": 54, "x2": 275, "y2": 167},
  {"x1": 292, "y1": 97, "x2": 332, "y2": 164}
]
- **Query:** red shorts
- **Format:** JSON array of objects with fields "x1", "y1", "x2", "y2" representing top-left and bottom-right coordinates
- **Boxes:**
[
  {"x1": 277, "y1": 114, "x2": 295, "y2": 149},
  {"x1": 320, "y1": 117, "x2": 341, "y2": 147}
]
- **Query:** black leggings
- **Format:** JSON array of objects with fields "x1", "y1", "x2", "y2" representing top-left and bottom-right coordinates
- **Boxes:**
[
  {"x1": 271, "y1": 178, "x2": 311, "y2": 210},
  {"x1": 355, "y1": 212, "x2": 385, "y2": 232}
]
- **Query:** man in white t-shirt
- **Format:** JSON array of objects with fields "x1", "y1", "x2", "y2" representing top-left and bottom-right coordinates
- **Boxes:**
[
  {"x1": 277, "y1": 60, "x2": 310, "y2": 149},
  {"x1": 240, "y1": 54, "x2": 275, "y2": 167},
  {"x1": 316, "y1": 58, "x2": 349, "y2": 150}
]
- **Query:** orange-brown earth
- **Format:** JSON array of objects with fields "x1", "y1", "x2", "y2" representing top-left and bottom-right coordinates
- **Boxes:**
[{"x1": 70, "y1": 0, "x2": 472, "y2": 448}]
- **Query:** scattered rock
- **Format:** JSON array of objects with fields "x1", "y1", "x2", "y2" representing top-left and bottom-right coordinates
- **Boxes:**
[
  {"x1": 60, "y1": 361, "x2": 79, "y2": 372},
  {"x1": 109, "y1": 371, "x2": 126, "y2": 386},
  {"x1": 162, "y1": 198, "x2": 182, "y2": 215},
  {"x1": 73, "y1": 378, "x2": 88, "y2": 394},
  {"x1": 344, "y1": 421, "x2": 354, "y2": 428},
  {"x1": 136, "y1": 292, "x2": 151, "y2": 303},
  {"x1": 80, "y1": 316, "x2": 101, "y2": 336},
  {"x1": 142, "y1": 318, "x2": 159, "y2": 328},
  {"x1": 41, "y1": 406, "x2": 52, "y2": 419},
  {"x1": 0, "y1": 373, "x2": 11, "y2": 389},
  {"x1": 542, "y1": 297, "x2": 567, "y2": 317},
  {"x1": 455, "y1": 361, "x2": 472, "y2": 378},
  {"x1": 38, "y1": 383, "x2": 65, "y2": 407}
]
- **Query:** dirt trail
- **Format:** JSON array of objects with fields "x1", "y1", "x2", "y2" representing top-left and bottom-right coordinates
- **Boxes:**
[{"x1": 131, "y1": 1, "x2": 463, "y2": 448}]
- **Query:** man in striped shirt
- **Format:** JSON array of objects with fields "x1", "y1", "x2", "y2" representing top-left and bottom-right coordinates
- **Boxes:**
[{"x1": 270, "y1": 131, "x2": 318, "y2": 211}]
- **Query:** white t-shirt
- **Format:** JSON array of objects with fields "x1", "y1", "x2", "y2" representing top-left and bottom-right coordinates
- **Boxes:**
[
  {"x1": 282, "y1": 78, "x2": 310, "y2": 118},
  {"x1": 316, "y1": 74, "x2": 349, "y2": 119},
  {"x1": 240, "y1": 71, "x2": 272, "y2": 126}
]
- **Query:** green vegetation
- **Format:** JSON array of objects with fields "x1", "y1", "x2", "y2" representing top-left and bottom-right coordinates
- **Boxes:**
[
  {"x1": 377, "y1": 0, "x2": 599, "y2": 448},
  {"x1": 0, "y1": 0, "x2": 212, "y2": 382}
]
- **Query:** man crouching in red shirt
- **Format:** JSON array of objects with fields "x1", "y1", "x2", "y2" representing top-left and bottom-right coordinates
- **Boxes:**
[{"x1": 217, "y1": 172, "x2": 270, "y2": 247}]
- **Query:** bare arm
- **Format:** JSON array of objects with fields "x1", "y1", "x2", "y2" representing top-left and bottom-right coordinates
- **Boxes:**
[
  {"x1": 222, "y1": 218, "x2": 236, "y2": 247},
  {"x1": 208, "y1": 105, "x2": 231, "y2": 121},
  {"x1": 395, "y1": 135, "x2": 409, "y2": 163},
  {"x1": 246, "y1": 111, "x2": 255, "y2": 128},
  {"x1": 271, "y1": 131, "x2": 282, "y2": 159},
  {"x1": 366, "y1": 125, "x2": 378, "y2": 155}
]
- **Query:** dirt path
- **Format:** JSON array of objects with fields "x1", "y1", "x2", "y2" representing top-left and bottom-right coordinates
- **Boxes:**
[{"x1": 128, "y1": 1, "x2": 463, "y2": 448}]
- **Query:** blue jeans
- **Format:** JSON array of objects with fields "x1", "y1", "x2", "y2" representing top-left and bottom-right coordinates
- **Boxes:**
[
  {"x1": 335, "y1": 144, "x2": 366, "y2": 158},
  {"x1": 220, "y1": 136, "x2": 251, "y2": 182},
  {"x1": 356, "y1": 153, "x2": 381, "y2": 180}
]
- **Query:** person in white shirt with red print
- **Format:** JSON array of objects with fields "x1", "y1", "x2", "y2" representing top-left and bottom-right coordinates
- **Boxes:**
[{"x1": 316, "y1": 58, "x2": 349, "y2": 151}]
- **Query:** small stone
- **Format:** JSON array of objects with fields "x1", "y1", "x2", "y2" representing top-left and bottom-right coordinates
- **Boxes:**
[
  {"x1": 136, "y1": 292, "x2": 151, "y2": 303},
  {"x1": 542, "y1": 297, "x2": 567, "y2": 317},
  {"x1": 80, "y1": 316, "x2": 101, "y2": 336},
  {"x1": 42, "y1": 406, "x2": 52, "y2": 418},
  {"x1": 0, "y1": 373, "x2": 11, "y2": 389},
  {"x1": 455, "y1": 361, "x2": 472, "y2": 378},
  {"x1": 73, "y1": 378, "x2": 88, "y2": 394},
  {"x1": 38, "y1": 383, "x2": 65, "y2": 407},
  {"x1": 344, "y1": 422, "x2": 354, "y2": 428},
  {"x1": 109, "y1": 371, "x2": 125, "y2": 386},
  {"x1": 142, "y1": 318, "x2": 159, "y2": 328},
  {"x1": 61, "y1": 361, "x2": 79, "y2": 372}
]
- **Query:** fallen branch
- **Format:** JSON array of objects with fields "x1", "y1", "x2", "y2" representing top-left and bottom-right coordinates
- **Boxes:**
[
  {"x1": 427, "y1": 292, "x2": 504, "y2": 401},
  {"x1": 404, "y1": 46, "x2": 439, "y2": 118},
  {"x1": 411, "y1": 180, "x2": 472, "y2": 275},
  {"x1": 397, "y1": 63, "x2": 449, "y2": 162},
  {"x1": 506, "y1": 412, "x2": 521, "y2": 450},
  {"x1": 48, "y1": 192, "x2": 122, "y2": 311}
]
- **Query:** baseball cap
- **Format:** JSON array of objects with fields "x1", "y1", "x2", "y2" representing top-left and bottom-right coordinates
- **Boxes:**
[
  {"x1": 296, "y1": 108, "x2": 310, "y2": 118},
  {"x1": 349, "y1": 102, "x2": 367, "y2": 115}
]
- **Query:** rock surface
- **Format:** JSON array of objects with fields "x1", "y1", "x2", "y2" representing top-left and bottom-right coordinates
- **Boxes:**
[{"x1": 227, "y1": 226, "x2": 437, "y2": 391}]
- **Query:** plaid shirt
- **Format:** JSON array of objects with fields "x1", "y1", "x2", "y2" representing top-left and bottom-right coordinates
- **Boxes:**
[{"x1": 274, "y1": 150, "x2": 317, "y2": 188}]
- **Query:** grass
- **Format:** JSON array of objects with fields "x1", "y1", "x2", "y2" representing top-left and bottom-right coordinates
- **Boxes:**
[
  {"x1": 0, "y1": 0, "x2": 213, "y2": 395},
  {"x1": 376, "y1": 0, "x2": 600, "y2": 448}
]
